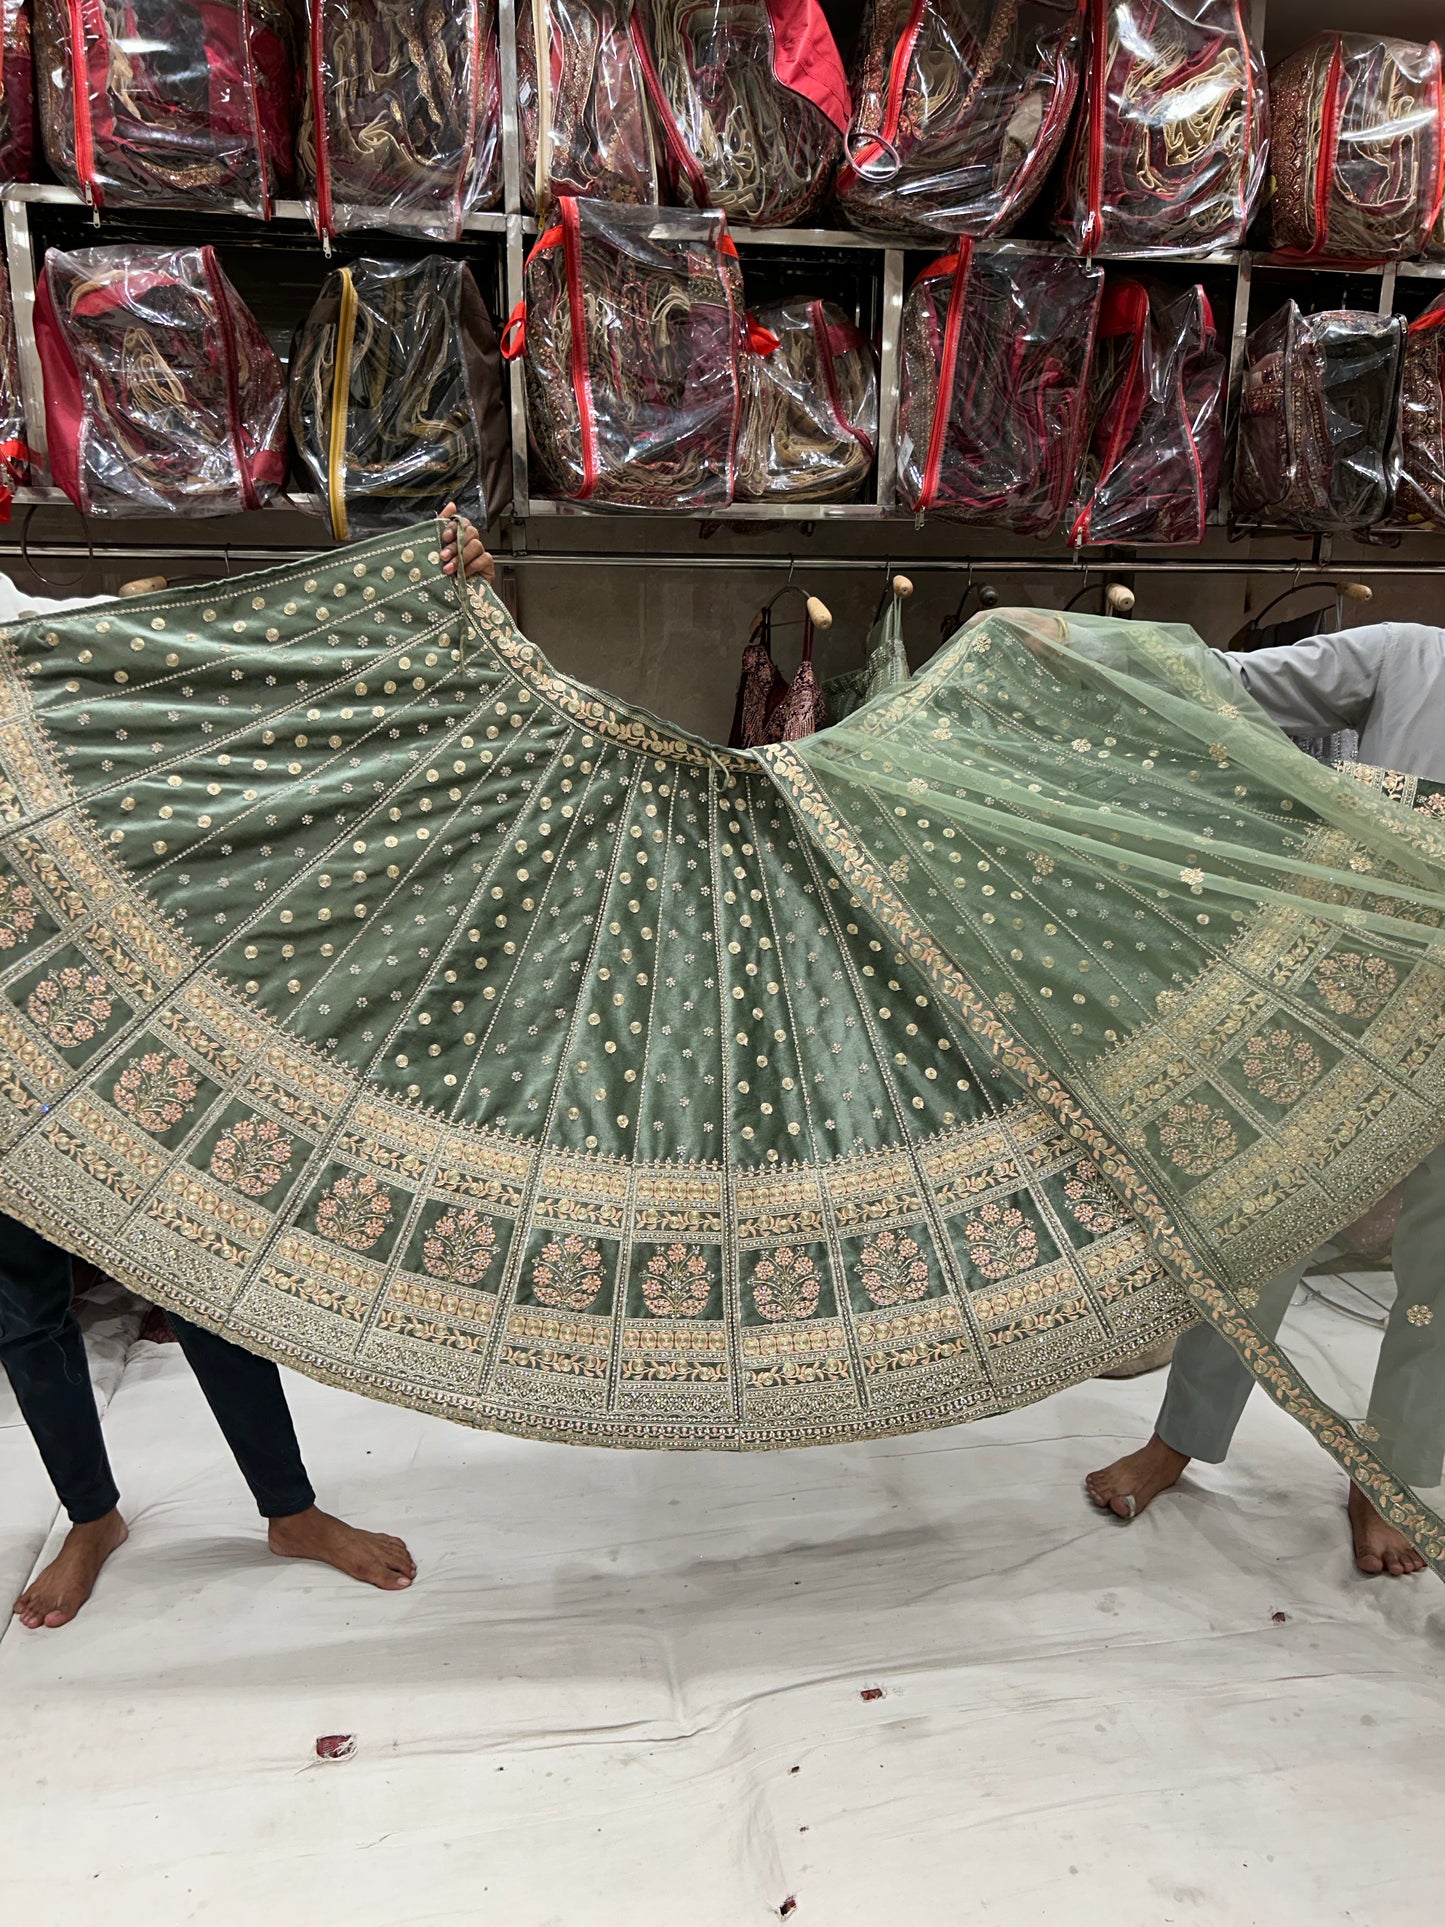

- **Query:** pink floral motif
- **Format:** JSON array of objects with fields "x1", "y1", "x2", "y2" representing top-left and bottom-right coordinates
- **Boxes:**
[
  {"x1": 1241, "y1": 1028, "x2": 1324, "y2": 1106},
  {"x1": 423, "y1": 1209, "x2": 498, "y2": 1288},
  {"x1": 112, "y1": 1052, "x2": 199, "y2": 1133},
  {"x1": 858, "y1": 1229, "x2": 930, "y2": 1308},
  {"x1": 210, "y1": 1117, "x2": 295, "y2": 1196},
  {"x1": 0, "y1": 876, "x2": 37, "y2": 949},
  {"x1": 27, "y1": 967, "x2": 113, "y2": 1047},
  {"x1": 640, "y1": 1243, "x2": 712, "y2": 1319},
  {"x1": 531, "y1": 1233, "x2": 605, "y2": 1312},
  {"x1": 315, "y1": 1172, "x2": 394, "y2": 1252},
  {"x1": 963, "y1": 1201, "x2": 1039, "y2": 1281},
  {"x1": 1063, "y1": 1161, "x2": 1126, "y2": 1236},
  {"x1": 1158, "y1": 1099, "x2": 1238, "y2": 1176},
  {"x1": 1312, "y1": 952, "x2": 1397, "y2": 1022},
  {"x1": 752, "y1": 1247, "x2": 821, "y2": 1323},
  {"x1": 1420, "y1": 793, "x2": 1445, "y2": 820}
]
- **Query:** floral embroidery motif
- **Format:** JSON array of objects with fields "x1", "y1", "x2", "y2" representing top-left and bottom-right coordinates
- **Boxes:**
[
  {"x1": 1356, "y1": 1421, "x2": 1381, "y2": 1442},
  {"x1": 1406, "y1": 1304, "x2": 1433, "y2": 1327},
  {"x1": 751, "y1": 1247, "x2": 821, "y2": 1322},
  {"x1": 531, "y1": 1234, "x2": 605, "y2": 1312},
  {"x1": 1062, "y1": 1162, "x2": 1126, "y2": 1236},
  {"x1": 112, "y1": 1052, "x2": 199, "y2": 1133},
  {"x1": 210, "y1": 1117, "x2": 295, "y2": 1196},
  {"x1": 1158, "y1": 1099, "x2": 1238, "y2": 1176},
  {"x1": 0, "y1": 876, "x2": 37, "y2": 949},
  {"x1": 1241, "y1": 1028, "x2": 1324, "y2": 1106},
  {"x1": 315, "y1": 1173, "x2": 394, "y2": 1252},
  {"x1": 422, "y1": 1208, "x2": 498, "y2": 1288},
  {"x1": 1312, "y1": 952, "x2": 1397, "y2": 1022},
  {"x1": 858, "y1": 1229, "x2": 930, "y2": 1307},
  {"x1": 963, "y1": 1201, "x2": 1039, "y2": 1280},
  {"x1": 641, "y1": 1244, "x2": 712, "y2": 1319},
  {"x1": 26, "y1": 967, "x2": 113, "y2": 1047},
  {"x1": 1421, "y1": 793, "x2": 1445, "y2": 820}
]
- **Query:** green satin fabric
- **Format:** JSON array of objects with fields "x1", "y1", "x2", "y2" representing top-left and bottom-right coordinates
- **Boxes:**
[{"x1": 1, "y1": 526, "x2": 1441, "y2": 1566}]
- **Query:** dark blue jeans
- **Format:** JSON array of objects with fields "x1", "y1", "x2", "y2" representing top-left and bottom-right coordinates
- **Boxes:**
[{"x1": 0, "y1": 1213, "x2": 315, "y2": 1523}]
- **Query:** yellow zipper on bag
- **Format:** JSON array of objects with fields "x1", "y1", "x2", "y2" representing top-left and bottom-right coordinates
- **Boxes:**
[{"x1": 327, "y1": 267, "x2": 357, "y2": 542}]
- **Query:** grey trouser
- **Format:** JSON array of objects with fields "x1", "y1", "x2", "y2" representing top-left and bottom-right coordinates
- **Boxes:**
[{"x1": 1156, "y1": 1141, "x2": 1445, "y2": 1488}]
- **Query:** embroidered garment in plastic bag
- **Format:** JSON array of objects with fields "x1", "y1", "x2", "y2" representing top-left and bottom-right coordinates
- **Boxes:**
[
  {"x1": 735, "y1": 299, "x2": 876, "y2": 503},
  {"x1": 34, "y1": 0, "x2": 296, "y2": 214},
  {"x1": 502, "y1": 197, "x2": 747, "y2": 508},
  {"x1": 633, "y1": 0, "x2": 849, "y2": 226},
  {"x1": 33, "y1": 243, "x2": 286, "y2": 517},
  {"x1": 289, "y1": 257, "x2": 510, "y2": 543},
  {"x1": 518, "y1": 0, "x2": 662, "y2": 212},
  {"x1": 1068, "y1": 280, "x2": 1224, "y2": 547},
  {"x1": 297, "y1": 0, "x2": 500, "y2": 242},
  {"x1": 1058, "y1": 0, "x2": 1267, "y2": 255},
  {"x1": 1396, "y1": 292, "x2": 1445, "y2": 530},
  {"x1": 0, "y1": 0, "x2": 34, "y2": 182},
  {"x1": 898, "y1": 243, "x2": 1102, "y2": 532},
  {"x1": 1233, "y1": 303, "x2": 1404, "y2": 534},
  {"x1": 0, "y1": 252, "x2": 30, "y2": 517},
  {"x1": 1267, "y1": 33, "x2": 1445, "y2": 261},
  {"x1": 837, "y1": 0, "x2": 1084, "y2": 243}
]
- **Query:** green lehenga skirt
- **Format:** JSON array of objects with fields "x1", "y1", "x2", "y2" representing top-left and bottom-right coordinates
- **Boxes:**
[{"x1": 2, "y1": 524, "x2": 1443, "y2": 1565}]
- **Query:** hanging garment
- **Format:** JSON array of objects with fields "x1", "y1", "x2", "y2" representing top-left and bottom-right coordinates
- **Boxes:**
[
  {"x1": 0, "y1": 0, "x2": 34, "y2": 182},
  {"x1": 32, "y1": 243, "x2": 286, "y2": 518},
  {"x1": 728, "y1": 595, "x2": 826, "y2": 747},
  {"x1": 33, "y1": 0, "x2": 296, "y2": 214},
  {"x1": 2, "y1": 533, "x2": 1444, "y2": 1576},
  {"x1": 837, "y1": 0, "x2": 1084, "y2": 243},
  {"x1": 821, "y1": 583, "x2": 911, "y2": 723},
  {"x1": 898, "y1": 243, "x2": 1102, "y2": 531},
  {"x1": 1068, "y1": 280, "x2": 1224, "y2": 547},
  {"x1": 1395, "y1": 292, "x2": 1445, "y2": 531},
  {"x1": 735, "y1": 299, "x2": 877, "y2": 504},
  {"x1": 632, "y1": 0, "x2": 849, "y2": 227},
  {"x1": 296, "y1": 1, "x2": 501, "y2": 243},
  {"x1": 0, "y1": 252, "x2": 30, "y2": 518},
  {"x1": 502, "y1": 196, "x2": 748, "y2": 508},
  {"x1": 1232, "y1": 303, "x2": 1404, "y2": 534},
  {"x1": 1267, "y1": 33, "x2": 1445, "y2": 261},
  {"x1": 517, "y1": 0, "x2": 663, "y2": 213},
  {"x1": 1058, "y1": 0, "x2": 1267, "y2": 255},
  {"x1": 289, "y1": 257, "x2": 510, "y2": 542}
]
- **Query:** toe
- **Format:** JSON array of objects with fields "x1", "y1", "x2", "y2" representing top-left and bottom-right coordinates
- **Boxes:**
[
  {"x1": 42, "y1": 1605, "x2": 76, "y2": 1627},
  {"x1": 1356, "y1": 1549, "x2": 1385, "y2": 1574},
  {"x1": 1108, "y1": 1494, "x2": 1134, "y2": 1520}
]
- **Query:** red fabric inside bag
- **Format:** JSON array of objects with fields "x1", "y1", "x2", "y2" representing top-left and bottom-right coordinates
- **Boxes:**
[
  {"x1": 763, "y1": 0, "x2": 850, "y2": 133},
  {"x1": 33, "y1": 264, "x2": 85, "y2": 509}
]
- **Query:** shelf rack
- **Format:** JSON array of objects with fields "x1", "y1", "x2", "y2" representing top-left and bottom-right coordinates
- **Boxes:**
[{"x1": 3, "y1": 0, "x2": 1445, "y2": 561}]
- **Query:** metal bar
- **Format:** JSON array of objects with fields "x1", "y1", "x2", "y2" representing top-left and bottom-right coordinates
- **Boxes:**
[
  {"x1": 495, "y1": 0, "x2": 532, "y2": 524},
  {"x1": 1217, "y1": 250, "x2": 1253, "y2": 527},
  {"x1": 5, "y1": 542, "x2": 1445, "y2": 577},
  {"x1": 3, "y1": 196, "x2": 46, "y2": 478},
  {"x1": 1378, "y1": 263, "x2": 1399, "y2": 315},
  {"x1": 875, "y1": 249, "x2": 905, "y2": 512}
]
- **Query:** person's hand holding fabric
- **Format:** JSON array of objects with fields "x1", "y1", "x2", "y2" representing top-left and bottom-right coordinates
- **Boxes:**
[{"x1": 439, "y1": 503, "x2": 495, "y2": 582}]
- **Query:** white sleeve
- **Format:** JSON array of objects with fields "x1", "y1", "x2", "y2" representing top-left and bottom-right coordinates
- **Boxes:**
[
  {"x1": 1217, "y1": 627, "x2": 1393, "y2": 735},
  {"x1": 0, "y1": 572, "x2": 113, "y2": 622}
]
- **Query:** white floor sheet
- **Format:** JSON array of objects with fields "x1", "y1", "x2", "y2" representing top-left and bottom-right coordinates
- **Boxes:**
[{"x1": 1, "y1": 1289, "x2": 1441, "y2": 1926}]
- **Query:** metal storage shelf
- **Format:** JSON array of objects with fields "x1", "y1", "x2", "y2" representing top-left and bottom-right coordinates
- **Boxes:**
[{"x1": 3, "y1": 0, "x2": 1445, "y2": 557}]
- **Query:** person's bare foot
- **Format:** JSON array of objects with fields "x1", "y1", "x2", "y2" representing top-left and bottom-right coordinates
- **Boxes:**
[
  {"x1": 267, "y1": 1506, "x2": 416, "y2": 1591},
  {"x1": 1347, "y1": 1482, "x2": 1427, "y2": 1577},
  {"x1": 1085, "y1": 1432, "x2": 1191, "y2": 1520},
  {"x1": 13, "y1": 1510, "x2": 129, "y2": 1628}
]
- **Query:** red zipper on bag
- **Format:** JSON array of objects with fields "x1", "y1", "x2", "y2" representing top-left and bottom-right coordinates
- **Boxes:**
[
  {"x1": 1310, "y1": 36, "x2": 1345, "y2": 256},
  {"x1": 66, "y1": 0, "x2": 101, "y2": 205},
  {"x1": 1082, "y1": 0, "x2": 1107, "y2": 252},
  {"x1": 839, "y1": 0, "x2": 927, "y2": 189},
  {"x1": 236, "y1": 0, "x2": 272, "y2": 220},
  {"x1": 810, "y1": 298, "x2": 873, "y2": 459},
  {"x1": 309, "y1": 3, "x2": 334, "y2": 239},
  {"x1": 1424, "y1": 41, "x2": 1445, "y2": 245},
  {"x1": 918, "y1": 242, "x2": 972, "y2": 510},
  {"x1": 560, "y1": 198, "x2": 599, "y2": 498},
  {"x1": 717, "y1": 224, "x2": 744, "y2": 500},
  {"x1": 500, "y1": 223, "x2": 564, "y2": 359},
  {"x1": 1070, "y1": 288, "x2": 1147, "y2": 546},
  {"x1": 1231, "y1": 1, "x2": 1256, "y2": 237},
  {"x1": 627, "y1": 7, "x2": 711, "y2": 206},
  {"x1": 201, "y1": 247, "x2": 260, "y2": 511}
]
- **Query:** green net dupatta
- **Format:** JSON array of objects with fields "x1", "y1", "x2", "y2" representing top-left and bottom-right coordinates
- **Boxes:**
[{"x1": 1, "y1": 531, "x2": 1442, "y2": 1566}]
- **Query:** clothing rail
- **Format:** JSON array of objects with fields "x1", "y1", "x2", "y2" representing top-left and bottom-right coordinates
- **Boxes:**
[{"x1": 4, "y1": 542, "x2": 1445, "y2": 578}]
